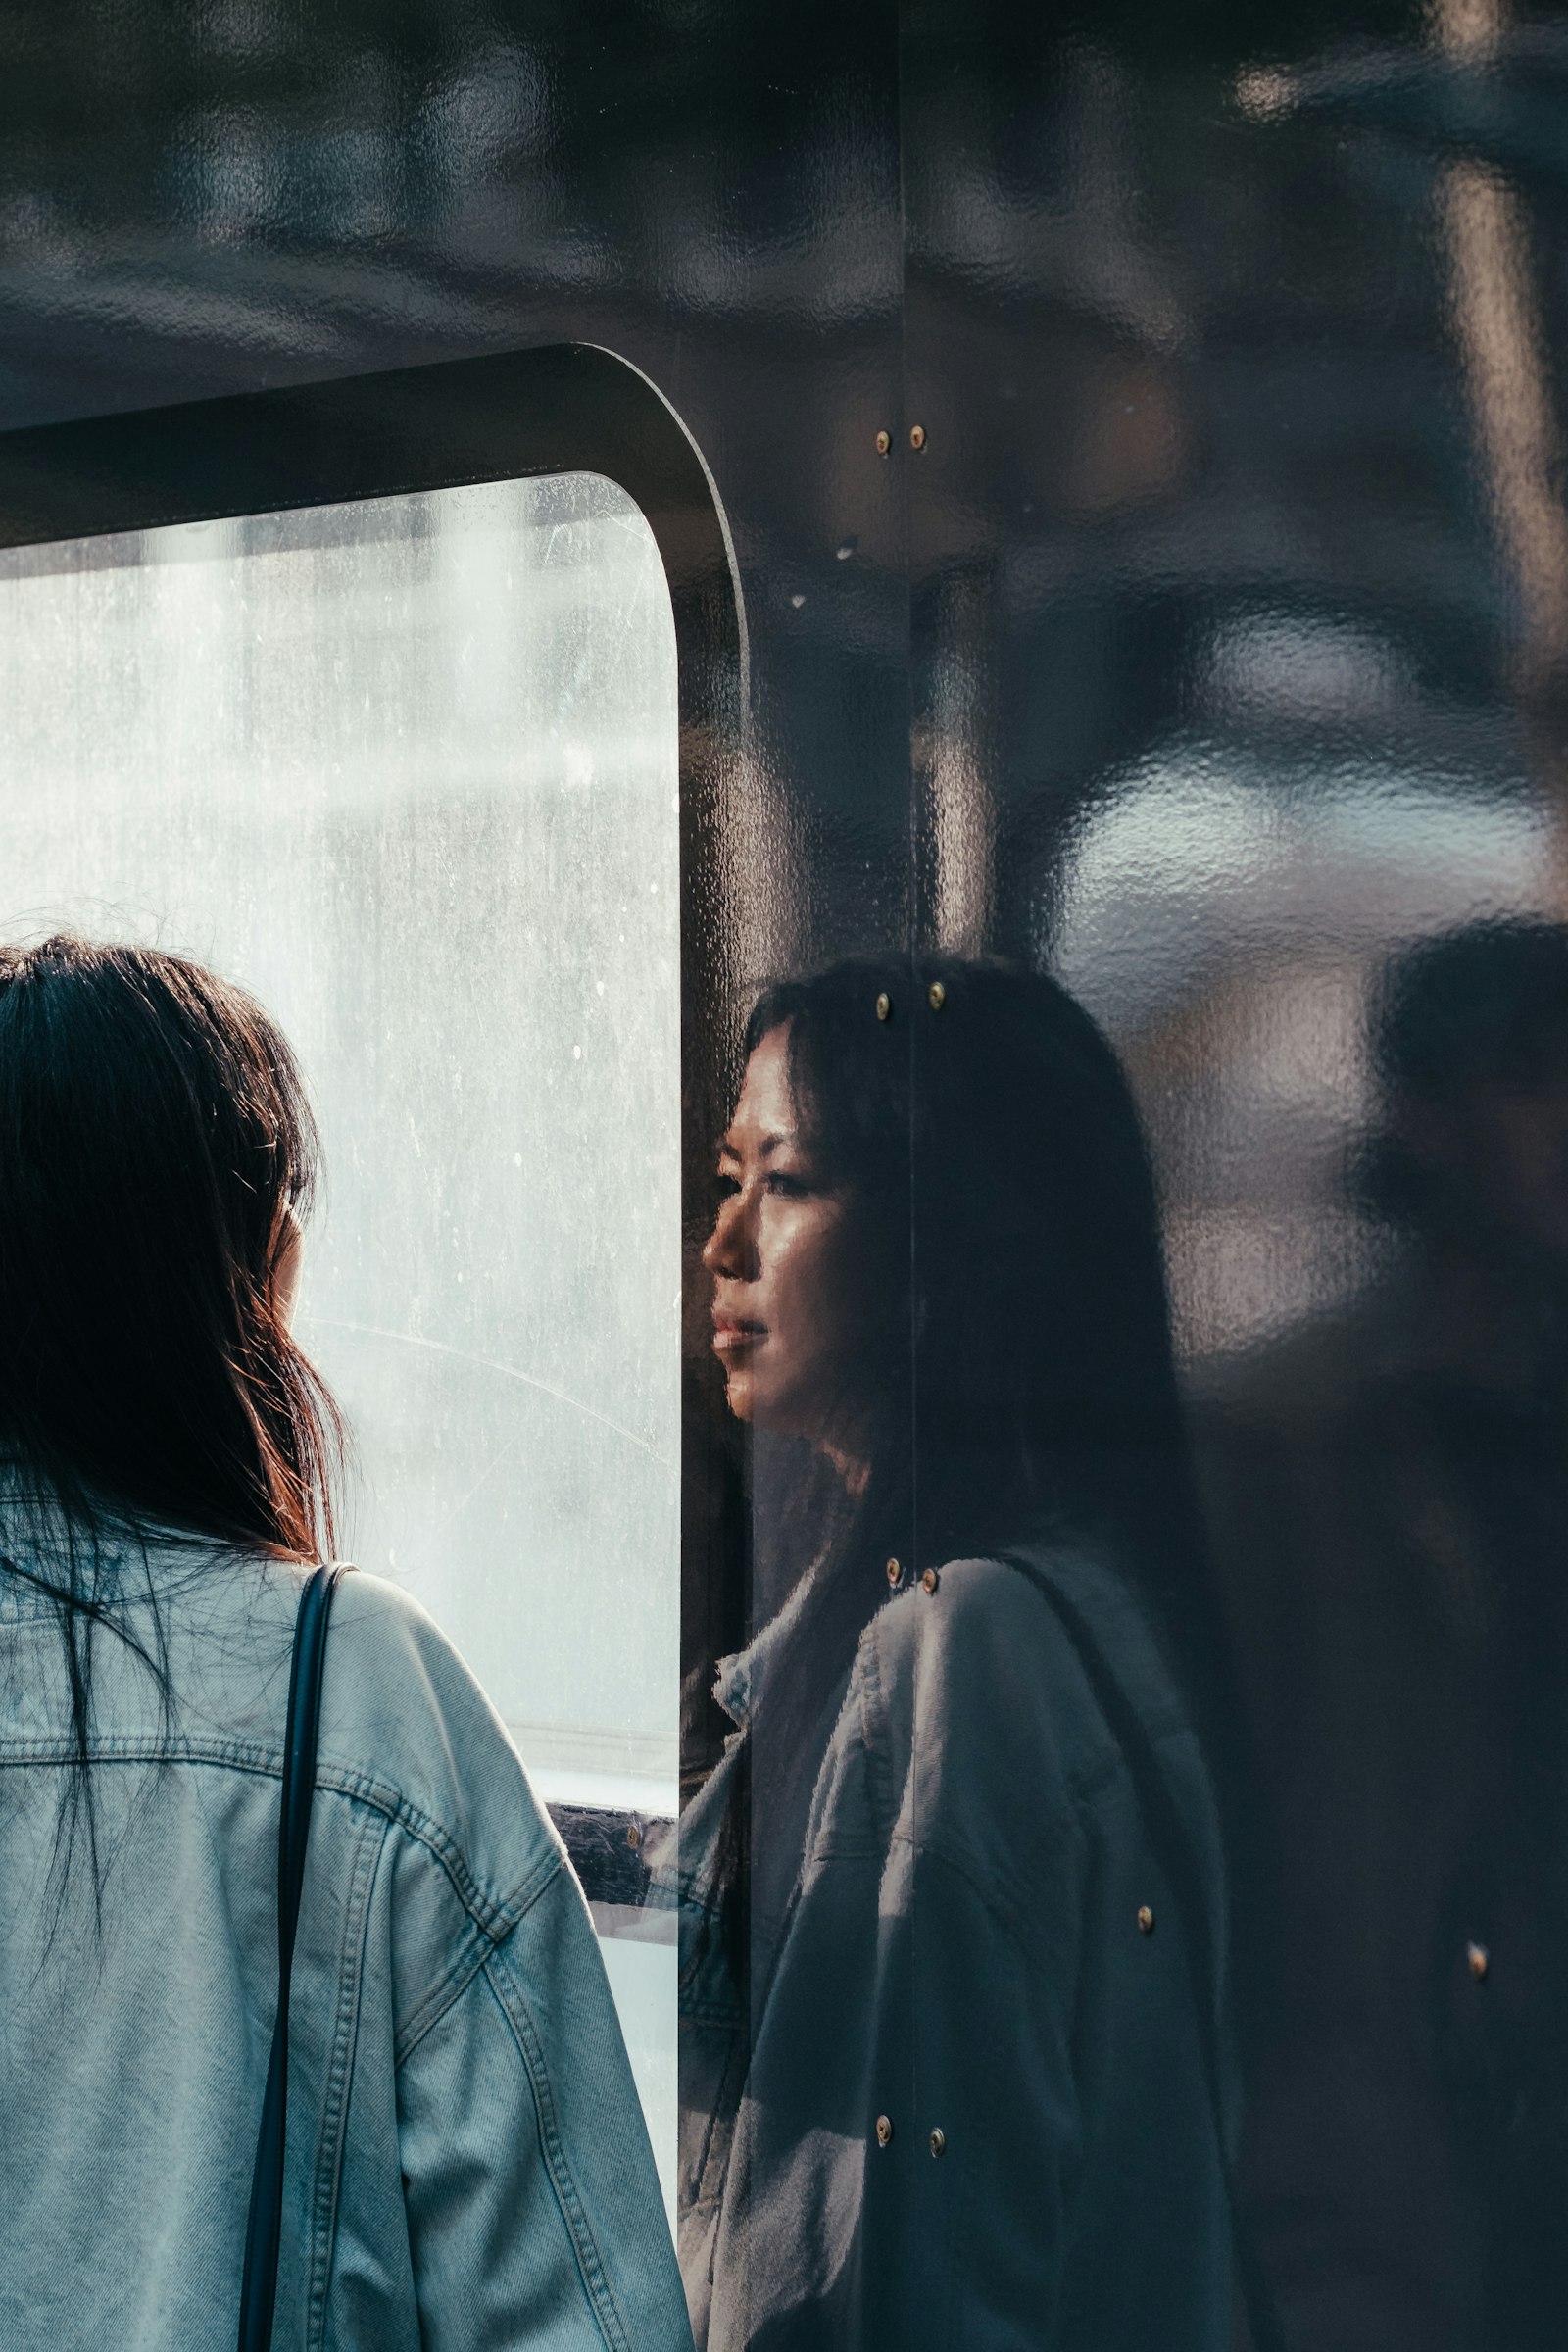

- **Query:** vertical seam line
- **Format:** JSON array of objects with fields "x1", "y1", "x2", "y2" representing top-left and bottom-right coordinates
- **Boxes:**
[
  {"x1": 305, "y1": 1809, "x2": 387, "y2": 2348},
  {"x1": 480, "y1": 1950, "x2": 636, "y2": 2352}
]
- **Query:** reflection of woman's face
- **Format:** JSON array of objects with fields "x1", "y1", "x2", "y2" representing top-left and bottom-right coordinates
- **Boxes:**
[{"x1": 703, "y1": 1023, "x2": 866, "y2": 1452}]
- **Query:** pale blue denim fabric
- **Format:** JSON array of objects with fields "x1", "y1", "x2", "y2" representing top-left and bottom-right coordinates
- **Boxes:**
[{"x1": 0, "y1": 1522, "x2": 694, "y2": 2352}]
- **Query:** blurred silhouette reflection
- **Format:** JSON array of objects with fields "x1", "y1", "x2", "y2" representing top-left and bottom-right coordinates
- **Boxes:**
[
  {"x1": 663, "y1": 957, "x2": 1258, "y2": 2352},
  {"x1": 1197, "y1": 918, "x2": 1568, "y2": 2352}
]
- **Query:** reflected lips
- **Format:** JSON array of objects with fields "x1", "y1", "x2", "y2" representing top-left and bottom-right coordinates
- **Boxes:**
[{"x1": 712, "y1": 1313, "x2": 766, "y2": 1354}]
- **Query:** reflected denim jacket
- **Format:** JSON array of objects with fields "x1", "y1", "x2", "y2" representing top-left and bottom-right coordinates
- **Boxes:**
[
  {"x1": 670, "y1": 1545, "x2": 1234, "y2": 2352},
  {"x1": 0, "y1": 1526, "x2": 694, "y2": 2352}
]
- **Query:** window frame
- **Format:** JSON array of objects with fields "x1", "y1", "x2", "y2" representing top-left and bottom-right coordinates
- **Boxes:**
[{"x1": 0, "y1": 341, "x2": 749, "y2": 1887}]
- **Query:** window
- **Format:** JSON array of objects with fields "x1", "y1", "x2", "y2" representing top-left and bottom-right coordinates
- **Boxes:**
[{"x1": 0, "y1": 469, "x2": 681, "y2": 2203}]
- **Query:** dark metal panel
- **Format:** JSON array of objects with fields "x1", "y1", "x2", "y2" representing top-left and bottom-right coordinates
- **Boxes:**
[{"x1": 899, "y1": 5, "x2": 1568, "y2": 2346}]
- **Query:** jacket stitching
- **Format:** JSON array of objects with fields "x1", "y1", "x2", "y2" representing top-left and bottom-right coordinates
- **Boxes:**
[
  {"x1": 481, "y1": 1942, "x2": 635, "y2": 2352},
  {"x1": 857, "y1": 1623, "x2": 898, "y2": 1851},
  {"x1": 307, "y1": 1808, "x2": 386, "y2": 2351},
  {"x1": 685, "y1": 1995, "x2": 750, "y2": 2218},
  {"x1": 394, "y1": 1909, "x2": 503, "y2": 2068},
  {"x1": 878, "y1": 1809, "x2": 1081, "y2": 1949},
  {"x1": 0, "y1": 1738, "x2": 560, "y2": 1941}
]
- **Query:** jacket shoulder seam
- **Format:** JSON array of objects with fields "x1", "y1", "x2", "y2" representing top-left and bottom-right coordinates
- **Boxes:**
[
  {"x1": 0, "y1": 1734, "x2": 556, "y2": 1939},
  {"x1": 391, "y1": 1847, "x2": 553, "y2": 2072}
]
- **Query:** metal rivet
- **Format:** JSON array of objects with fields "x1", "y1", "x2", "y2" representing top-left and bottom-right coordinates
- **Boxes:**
[
  {"x1": 929, "y1": 2128, "x2": 946, "y2": 2158},
  {"x1": 626, "y1": 1818, "x2": 643, "y2": 1851},
  {"x1": 1137, "y1": 1905, "x2": 1155, "y2": 1935},
  {"x1": 909, "y1": 423, "x2": 926, "y2": 450},
  {"x1": 875, "y1": 2114, "x2": 894, "y2": 2147},
  {"x1": 927, "y1": 980, "x2": 946, "y2": 1011},
  {"x1": 875, "y1": 991, "x2": 892, "y2": 1022},
  {"x1": 875, "y1": 429, "x2": 891, "y2": 457},
  {"x1": 886, "y1": 1557, "x2": 903, "y2": 1588},
  {"x1": 921, "y1": 1567, "x2": 940, "y2": 1595},
  {"x1": 1468, "y1": 1941, "x2": 1489, "y2": 1981}
]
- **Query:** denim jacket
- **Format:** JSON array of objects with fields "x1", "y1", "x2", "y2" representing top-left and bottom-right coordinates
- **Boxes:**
[
  {"x1": 0, "y1": 1521, "x2": 693, "y2": 2352},
  {"x1": 671, "y1": 1545, "x2": 1235, "y2": 2351}
]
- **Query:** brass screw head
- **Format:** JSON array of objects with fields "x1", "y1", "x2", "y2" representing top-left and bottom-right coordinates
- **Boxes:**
[
  {"x1": 875, "y1": 2114, "x2": 894, "y2": 2147},
  {"x1": 886, "y1": 1557, "x2": 903, "y2": 1588},
  {"x1": 1137, "y1": 1905, "x2": 1155, "y2": 1935},
  {"x1": 921, "y1": 1567, "x2": 941, "y2": 1595},
  {"x1": 909, "y1": 423, "x2": 926, "y2": 450},
  {"x1": 1468, "y1": 1941, "x2": 1489, "y2": 1981},
  {"x1": 875, "y1": 428, "x2": 891, "y2": 456},
  {"x1": 875, "y1": 991, "x2": 892, "y2": 1022},
  {"x1": 929, "y1": 2128, "x2": 946, "y2": 2158},
  {"x1": 927, "y1": 980, "x2": 946, "y2": 1011}
]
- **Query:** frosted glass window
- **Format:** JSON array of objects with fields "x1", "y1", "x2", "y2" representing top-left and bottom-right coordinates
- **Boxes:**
[{"x1": 0, "y1": 473, "x2": 680, "y2": 2192}]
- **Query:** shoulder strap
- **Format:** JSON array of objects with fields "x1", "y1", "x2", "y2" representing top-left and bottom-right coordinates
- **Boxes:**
[
  {"x1": 997, "y1": 1551, "x2": 1286, "y2": 2352},
  {"x1": 236, "y1": 1562, "x2": 347, "y2": 2352}
]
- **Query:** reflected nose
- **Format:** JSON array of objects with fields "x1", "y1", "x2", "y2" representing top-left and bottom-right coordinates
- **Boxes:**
[{"x1": 703, "y1": 1188, "x2": 758, "y2": 1282}]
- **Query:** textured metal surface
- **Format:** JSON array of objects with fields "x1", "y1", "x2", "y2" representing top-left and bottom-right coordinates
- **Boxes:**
[
  {"x1": 3, "y1": 0, "x2": 1568, "y2": 2340},
  {"x1": 548, "y1": 1804, "x2": 670, "y2": 1910}
]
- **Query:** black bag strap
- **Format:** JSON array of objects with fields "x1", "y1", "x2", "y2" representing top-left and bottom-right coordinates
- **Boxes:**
[
  {"x1": 236, "y1": 1562, "x2": 347, "y2": 2352},
  {"x1": 997, "y1": 1550, "x2": 1287, "y2": 2352}
]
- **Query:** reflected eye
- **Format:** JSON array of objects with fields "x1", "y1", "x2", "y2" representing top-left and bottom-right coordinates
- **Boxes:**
[
  {"x1": 765, "y1": 1170, "x2": 811, "y2": 1199},
  {"x1": 714, "y1": 1168, "x2": 741, "y2": 1199}
]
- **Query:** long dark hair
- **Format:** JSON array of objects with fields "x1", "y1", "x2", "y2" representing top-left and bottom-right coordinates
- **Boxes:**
[
  {"x1": 0, "y1": 935, "x2": 345, "y2": 1893},
  {"x1": 716, "y1": 956, "x2": 1239, "y2": 1966}
]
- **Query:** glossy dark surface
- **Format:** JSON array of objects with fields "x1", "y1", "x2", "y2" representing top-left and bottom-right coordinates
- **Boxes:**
[{"x1": 6, "y1": 0, "x2": 1568, "y2": 2342}]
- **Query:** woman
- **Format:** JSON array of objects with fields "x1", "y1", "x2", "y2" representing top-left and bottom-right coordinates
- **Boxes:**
[
  {"x1": 675, "y1": 956, "x2": 1249, "y2": 2351},
  {"x1": 0, "y1": 934, "x2": 690, "y2": 2351}
]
